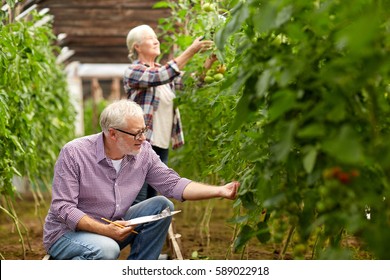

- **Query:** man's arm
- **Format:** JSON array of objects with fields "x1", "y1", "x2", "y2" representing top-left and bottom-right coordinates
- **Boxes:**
[{"x1": 182, "y1": 181, "x2": 240, "y2": 201}]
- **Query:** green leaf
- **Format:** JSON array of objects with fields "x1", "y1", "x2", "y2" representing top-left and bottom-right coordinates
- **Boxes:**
[
  {"x1": 268, "y1": 90, "x2": 296, "y2": 122},
  {"x1": 325, "y1": 98, "x2": 347, "y2": 122},
  {"x1": 271, "y1": 121, "x2": 297, "y2": 162},
  {"x1": 322, "y1": 125, "x2": 364, "y2": 164},
  {"x1": 240, "y1": 191, "x2": 257, "y2": 211},
  {"x1": 234, "y1": 225, "x2": 254, "y2": 251},
  {"x1": 9, "y1": 135, "x2": 24, "y2": 153},
  {"x1": 303, "y1": 146, "x2": 317, "y2": 174},
  {"x1": 152, "y1": 1, "x2": 171, "y2": 9},
  {"x1": 335, "y1": 13, "x2": 379, "y2": 56},
  {"x1": 297, "y1": 123, "x2": 326, "y2": 138},
  {"x1": 11, "y1": 166, "x2": 22, "y2": 177},
  {"x1": 256, "y1": 69, "x2": 272, "y2": 98},
  {"x1": 191, "y1": 251, "x2": 198, "y2": 259},
  {"x1": 230, "y1": 93, "x2": 250, "y2": 131},
  {"x1": 229, "y1": 73, "x2": 258, "y2": 131},
  {"x1": 254, "y1": 3, "x2": 292, "y2": 33},
  {"x1": 275, "y1": 5, "x2": 293, "y2": 28},
  {"x1": 215, "y1": 2, "x2": 249, "y2": 49},
  {"x1": 227, "y1": 215, "x2": 249, "y2": 224},
  {"x1": 256, "y1": 221, "x2": 271, "y2": 244}
]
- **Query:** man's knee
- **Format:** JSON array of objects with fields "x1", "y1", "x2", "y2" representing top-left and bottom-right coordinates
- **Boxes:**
[
  {"x1": 90, "y1": 241, "x2": 120, "y2": 260},
  {"x1": 150, "y1": 196, "x2": 174, "y2": 210}
]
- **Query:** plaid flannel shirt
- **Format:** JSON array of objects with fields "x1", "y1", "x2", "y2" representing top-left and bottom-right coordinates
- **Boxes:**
[{"x1": 123, "y1": 60, "x2": 185, "y2": 149}]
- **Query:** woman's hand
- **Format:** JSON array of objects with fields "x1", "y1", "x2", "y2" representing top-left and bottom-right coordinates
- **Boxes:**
[
  {"x1": 175, "y1": 36, "x2": 214, "y2": 69},
  {"x1": 190, "y1": 36, "x2": 214, "y2": 53}
]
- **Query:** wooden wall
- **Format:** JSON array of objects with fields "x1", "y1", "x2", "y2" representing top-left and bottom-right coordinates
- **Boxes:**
[{"x1": 30, "y1": 0, "x2": 171, "y2": 63}]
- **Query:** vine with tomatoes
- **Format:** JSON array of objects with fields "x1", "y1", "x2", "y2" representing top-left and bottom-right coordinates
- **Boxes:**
[{"x1": 156, "y1": 0, "x2": 390, "y2": 259}]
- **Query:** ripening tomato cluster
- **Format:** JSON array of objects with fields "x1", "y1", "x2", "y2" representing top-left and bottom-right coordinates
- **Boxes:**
[
  {"x1": 322, "y1": 166, "x2": 360, "y2": 184},
  {"x1": 204, "y1": 64, "x2": 226, "y2": 84},
  {"x1": 317, "y1": 167, "x2": 360, "y2": 214}
]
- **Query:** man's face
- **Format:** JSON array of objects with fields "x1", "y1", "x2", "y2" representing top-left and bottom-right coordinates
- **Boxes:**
[{"x1": 114, "y1": 117, "x2": 147, "y2": 156}]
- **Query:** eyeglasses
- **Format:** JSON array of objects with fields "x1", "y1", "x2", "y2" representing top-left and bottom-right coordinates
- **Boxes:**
[{"x1": 113, "y1": 127, "x2": 148, "y2": 141}]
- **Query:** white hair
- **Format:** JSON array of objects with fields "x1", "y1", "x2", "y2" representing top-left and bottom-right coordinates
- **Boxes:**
[
  {"x1": 126, "y1": 24, "x2": 155, "y2": 61},
  {"x1": 99, "y1": 99, "x2": 144, "y2": 133}
]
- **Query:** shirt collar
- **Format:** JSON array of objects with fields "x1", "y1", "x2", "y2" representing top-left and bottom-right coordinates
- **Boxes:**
[
  {"x1": 96, "y1": 132, "x2": 106, "y2": 163},
  {"x1": 134, "y1": 59, "x2": 161, "y2": 67}
]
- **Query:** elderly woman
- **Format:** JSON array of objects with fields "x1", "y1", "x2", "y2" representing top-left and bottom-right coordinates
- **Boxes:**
[{"x1": 124, "y1": 24, "x2": 216, "y2": 203}]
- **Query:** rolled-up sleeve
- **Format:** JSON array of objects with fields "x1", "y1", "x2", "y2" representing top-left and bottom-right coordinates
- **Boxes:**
[
  {"x1": 172, "y1": 177, "x2": 192, "y2": 201},
  {"x1": 124, "y1": 60, "x2": 182, "y2": 89},
  {"x1": 143, "y1": 143, "x2": 191, "y2": 201}
]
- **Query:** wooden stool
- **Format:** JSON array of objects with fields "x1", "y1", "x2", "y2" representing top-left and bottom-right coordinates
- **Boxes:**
[{"x1": 167, "y1": 220, "x2": 184, "y2": 260}]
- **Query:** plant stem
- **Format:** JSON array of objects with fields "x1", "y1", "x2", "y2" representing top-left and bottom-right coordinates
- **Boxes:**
[{"x1": 279, "y1": 225, "x2": 295, "y2": 260}]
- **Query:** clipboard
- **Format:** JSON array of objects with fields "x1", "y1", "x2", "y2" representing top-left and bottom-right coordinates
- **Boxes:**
[{"x1": 126, "y1": 207, "x2": 181, "y2": 226}]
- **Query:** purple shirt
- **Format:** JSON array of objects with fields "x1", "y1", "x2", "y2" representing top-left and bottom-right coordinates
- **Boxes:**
[{"x1": 43, "y1": 133, "x2": 191, "y2": 251}]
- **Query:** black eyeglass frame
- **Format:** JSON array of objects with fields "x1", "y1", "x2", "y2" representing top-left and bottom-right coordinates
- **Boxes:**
[{"x1": 113, "y1": 127, "x2": 148, "y2": 140}]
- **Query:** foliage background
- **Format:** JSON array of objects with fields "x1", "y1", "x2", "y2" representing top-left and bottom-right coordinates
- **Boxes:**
[{"x1": 155, "y1": 0, "x2": 390, "y2": 259}]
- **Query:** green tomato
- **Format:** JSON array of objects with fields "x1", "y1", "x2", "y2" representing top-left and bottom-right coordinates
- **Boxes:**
[
  {"x1": 204, "y1": 75, "x2": 214, "y2": 83},
  {"x1": 202, "y1": 3, "x2": 213, "y2": 12},
  {"x1": 206, "y1": 69, "x2": 216, "y2": 76},
  {"x1": 213, "y1": 73, "x2": 224, "y2": 81}
]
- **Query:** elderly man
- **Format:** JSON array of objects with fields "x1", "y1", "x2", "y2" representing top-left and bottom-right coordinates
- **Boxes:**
[{"x1": 43, "y1": 99, "x2": 239, "y2": 260}]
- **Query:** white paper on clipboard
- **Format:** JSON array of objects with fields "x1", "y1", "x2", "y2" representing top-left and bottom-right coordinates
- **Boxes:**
[{"x1": 126, "y1": 207, "x2": 181, "y2": 226}]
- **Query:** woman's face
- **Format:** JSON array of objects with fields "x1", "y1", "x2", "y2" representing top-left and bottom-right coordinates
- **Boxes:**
[{"x1": 135, "y1": 29, "x2": 160, "y2": 60}]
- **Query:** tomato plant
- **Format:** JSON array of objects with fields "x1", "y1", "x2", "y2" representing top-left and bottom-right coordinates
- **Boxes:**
[
  {"x1": 1, "y1": 2, "x2": 75, "y2": 257},
  {"x1": 156, "y1": 0, "x2": 390, "y2": 259}
]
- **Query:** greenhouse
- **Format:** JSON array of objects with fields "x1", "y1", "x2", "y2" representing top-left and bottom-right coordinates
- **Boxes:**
[{"x1": 1, "y1": 0, "x2": 390, "y2": 271}]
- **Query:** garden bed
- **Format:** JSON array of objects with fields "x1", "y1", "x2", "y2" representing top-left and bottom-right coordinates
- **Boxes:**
[
  {"x1": 0, "y1": 196, "x2": 274, "y2": 260},
  {"x1": 0, "y1": 195, "x2": 371, "y2": 260}
]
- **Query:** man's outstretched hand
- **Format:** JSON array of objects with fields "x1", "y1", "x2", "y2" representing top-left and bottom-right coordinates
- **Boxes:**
[{"x1": 220, "y1": 181, "x2": 240, "y2": 200}]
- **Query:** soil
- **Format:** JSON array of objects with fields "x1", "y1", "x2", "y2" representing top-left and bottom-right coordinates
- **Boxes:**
[
  {"x1": 0, "y1": 195, "x2": 370, "y2": 260},
  {"x1": 0, "y1": 195, "x2": 276, "y2": 260}
]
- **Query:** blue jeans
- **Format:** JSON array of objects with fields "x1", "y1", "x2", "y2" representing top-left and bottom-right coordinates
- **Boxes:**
[
  {"x1": 133, "y1": 146, "x2": 169, "y2": 204},
  {"x1": 48, "y1": 196, "x2": 174, "y2": 260}
]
